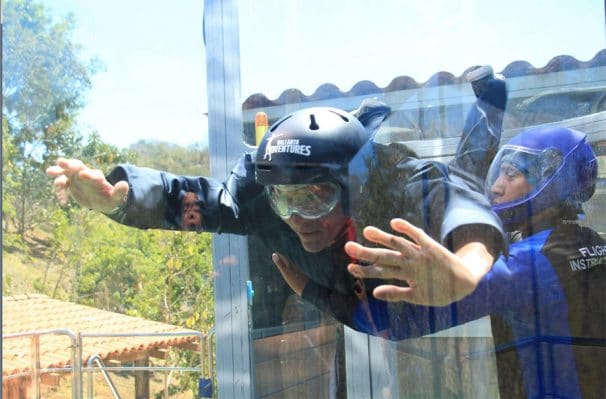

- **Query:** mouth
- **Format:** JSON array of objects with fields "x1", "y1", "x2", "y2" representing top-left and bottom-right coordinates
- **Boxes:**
[
  {"x1": 298, "y1": 230, "x2": 320, "y2": 239},
  {"x1": 489, "y1": 195, "x2": 502, "y2": 205}
]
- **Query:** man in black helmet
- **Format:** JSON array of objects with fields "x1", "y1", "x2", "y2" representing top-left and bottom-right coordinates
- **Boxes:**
[{"x1": 46, "y1": 70, "x2": 507, "y2": 310}]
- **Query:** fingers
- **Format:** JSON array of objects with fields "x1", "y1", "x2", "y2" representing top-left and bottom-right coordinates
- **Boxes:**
[
  {"x1": 57, "y1": 158, "x2": 87, "y2": 178},
  {"x1": 46, "y1": 158, "x2": 90, "y2": 181},
  {"x1": 111, "y1": 181, "x2": 130, "y2": 205},
  {"x1": 348, "y1": 262, "x2": 409, "y2": 280},
  {"x1": 47, "y1": 158, "x2": 92, "y2": 207},
  {"x1": 46, "y1": 157, "x2": 69, "y2": 177},
  {"x1": 372, "y1": 285, "x2": 416, "y2": 303},
  {"x1": 344, "y1": 241, "x2": 405, "y2": 266},
  {"x1": 52, "y1": 175, "x2": 70, "y2": 207},
  {"x1": 46, "y1": 165, "x2": 65, "y2": 178},
  {"x1": 272, "y1": 252, "x2": 308, "y2": 295},
  {"x1": 272, "y1": 252, "x2": 288, "y2": 270},
  {"x1": 362, "y1": 225, "x2": 420, "y2": 256},
  {"x1": 390, "y1": 218, "x2": 432, "y2": 247}
]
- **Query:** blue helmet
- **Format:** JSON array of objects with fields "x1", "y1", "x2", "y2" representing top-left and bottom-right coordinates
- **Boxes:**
[{"x1": 485, "y1": 126, "x2": 597, "y2": 229}]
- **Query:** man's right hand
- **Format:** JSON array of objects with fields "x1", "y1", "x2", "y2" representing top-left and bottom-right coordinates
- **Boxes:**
[{"x1": 46, "y1": 158, "x2": 129, "y2": 214}]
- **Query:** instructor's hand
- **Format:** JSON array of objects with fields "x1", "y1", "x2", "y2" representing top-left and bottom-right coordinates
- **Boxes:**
[
  {"x1": 345, "y1": 218, "x2": 492, "y2": 306},
  {"x1": 46, "y1": 158, "x2": 129, "y2": 214}
]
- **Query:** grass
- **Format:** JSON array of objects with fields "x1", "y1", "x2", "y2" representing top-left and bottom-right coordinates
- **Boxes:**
[
  {"x1": 39, "y1": 371, "x2": 197, "y2": 399},
  {"x1": 2, "y1": 231, "x2": 71, "y2": 299}
]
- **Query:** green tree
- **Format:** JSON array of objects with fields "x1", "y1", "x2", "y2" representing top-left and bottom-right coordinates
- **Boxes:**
[
  {"x1": 2, "y1": 0, "x2": 101, "y2": 236},
  {"x1": 2, "y1": 116, "x2": 25, "y2": 250},
  {"x1": 81, "y1": 131, "x2": 136, "y2": 169},
  {"x1": 2, "y1": 116, "x2": 17, "y2": 227},
  {"x1": 129, "y1": 139, "x2": 210, "y2": 176}
]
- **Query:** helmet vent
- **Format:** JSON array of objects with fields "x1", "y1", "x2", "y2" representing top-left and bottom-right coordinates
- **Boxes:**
[{"x1": 309, "y1": 114, "x2": 320, "y2": 130}]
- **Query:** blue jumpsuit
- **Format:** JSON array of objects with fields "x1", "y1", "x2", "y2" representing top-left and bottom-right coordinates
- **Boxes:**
[{"x1": 346, "y1": 222, "x2": 605, "y2": 398}]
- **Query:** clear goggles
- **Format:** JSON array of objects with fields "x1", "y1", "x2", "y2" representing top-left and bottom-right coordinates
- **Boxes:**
[{"x1": 266, "y1": 182, "x2": 341, "y2": 220}]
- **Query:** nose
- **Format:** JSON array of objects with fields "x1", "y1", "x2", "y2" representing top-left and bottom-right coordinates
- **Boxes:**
[
  {"x1": 288, "y1": 213, "x2": 307, "y2": 227},
  {"x1": 490, "y1": 175, "x2": 506, "y2": 197}
]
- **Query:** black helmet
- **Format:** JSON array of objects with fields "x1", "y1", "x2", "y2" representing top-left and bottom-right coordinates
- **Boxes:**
[
  {"x1": 255, "y1": 105, "x2": 389, "y2": 219},
  {"x1": 255, "y1": 107, "x2": 371, "y2": 187}
]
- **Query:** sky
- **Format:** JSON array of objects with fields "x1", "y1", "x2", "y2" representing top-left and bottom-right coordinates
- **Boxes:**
[
  {"x1": 45, "y1": 0, "x2": 208, "y2": 148},
  {"x1": 42, "y1": 0, "x2": 605, "y2": 149}
]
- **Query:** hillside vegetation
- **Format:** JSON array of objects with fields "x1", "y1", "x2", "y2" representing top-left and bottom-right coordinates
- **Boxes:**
[{"x1": 2, "y1": 1, "x2": 215, "y2": 394}]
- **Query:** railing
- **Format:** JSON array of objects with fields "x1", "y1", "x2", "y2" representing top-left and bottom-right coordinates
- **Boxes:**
[
  {"x1": 86, "y1": 354, "x2": 121, "y2": 399},
  {"x1": 2, "y1": 329, "x2": 215, "y2": 399},
  {"x1": 80, "y1": 331, "x2": 205, "y2": 398},
  {"x1": 3, "y1": 329, "x2": 80, "y2": 399}
]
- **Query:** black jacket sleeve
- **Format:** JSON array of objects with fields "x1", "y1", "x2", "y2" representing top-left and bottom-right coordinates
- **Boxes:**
[{"x1": 104, "y1": 152, "x2": 265, "y2": 234}]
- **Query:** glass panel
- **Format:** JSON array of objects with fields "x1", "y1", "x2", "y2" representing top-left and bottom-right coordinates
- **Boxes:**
[
  {"x1": 237, "y1": 1, "x2": 606, "y2": 398},
  {"x1": 3, "y1": 1, "x2": 211, "y2": 398}
]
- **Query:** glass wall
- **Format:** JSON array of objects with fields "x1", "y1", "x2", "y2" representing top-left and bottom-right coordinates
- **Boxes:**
[
  {"x1": 204, "y1": 0, "x2": 606, "y2": 397},
  {"x1": 5, "y1": 0, "x2": 604, "y2": 398}
]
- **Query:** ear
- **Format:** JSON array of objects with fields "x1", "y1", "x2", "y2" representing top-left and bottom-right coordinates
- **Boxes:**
[{"x1": 351, "y1": 98, "x2": 391, "y2": 138}]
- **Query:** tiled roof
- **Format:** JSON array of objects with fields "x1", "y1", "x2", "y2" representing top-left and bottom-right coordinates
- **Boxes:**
[
  {"x1": 242, "y1": 49, "x2": 606, "y2": 109},
  {"x1": 2, "y1": 294, "x2": 201, "y2": 381}
]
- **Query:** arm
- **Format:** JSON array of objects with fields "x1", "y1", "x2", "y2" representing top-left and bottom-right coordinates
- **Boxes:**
[
  {"x1": 451, "y1": 69, "x2": 507, "y2": 189},
  {"x1": 46, "y1": 154, "x2": 263, "y2": 234},
  {"x1": 273, "y1": 242, "x2": 495, "y2": 340},
  {"x1": 346, "y1": 219, "x2": 496, "y2": 306},
  {"x1": 272, "y1": 229, "x2": 524, "y2": 341},
  {"x1": 272, "y1": 252, "x2": 362, "y2": 326},
  {"x1": 346, "y1": 151, "x2": 506, "y2": 306}
]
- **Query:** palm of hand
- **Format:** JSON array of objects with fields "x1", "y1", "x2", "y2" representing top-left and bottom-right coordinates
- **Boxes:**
[{"x1": 46, "y1": 158, "x2": 129, "y2": 213}]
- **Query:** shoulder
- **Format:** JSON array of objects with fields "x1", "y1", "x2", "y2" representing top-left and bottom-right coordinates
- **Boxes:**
[{"x1": 541, "y1": 223, "x2": 605, "y2": 272}]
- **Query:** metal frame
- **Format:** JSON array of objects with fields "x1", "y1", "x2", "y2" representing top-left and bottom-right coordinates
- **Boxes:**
[
  {"x1": 3, "y1": 330, "x2": 210, "y2": 399},
  {"x1": 203, "y1": 0, "x2": 255, "y2": 398},
  {"x1": 3, "y1": 329, "x2": 80, "y2": 399}
]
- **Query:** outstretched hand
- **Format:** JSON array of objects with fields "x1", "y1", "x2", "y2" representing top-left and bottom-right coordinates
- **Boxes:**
[
  {"x1": 345, "y1": 218, "x2": 493, "y2": 306},
  {"x1": 271, "y1": 252, "x2": 310, "y2": 296},
  {"x1": 46, "y1": 158, "x2": 129, "y2": 214}
]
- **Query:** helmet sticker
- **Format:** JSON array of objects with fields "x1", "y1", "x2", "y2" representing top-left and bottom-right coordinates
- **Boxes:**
[{"x1": 263, "y1": 133, "x2": 312, "y2": 161}]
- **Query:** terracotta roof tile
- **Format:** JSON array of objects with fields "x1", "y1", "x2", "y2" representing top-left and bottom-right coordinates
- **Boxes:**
[
  {"x1": 242, "y1": 49, "x2": 606, "y2": 109},
  {"x1": 2, "y1": 294, "x2": 201, "y2": 382}
]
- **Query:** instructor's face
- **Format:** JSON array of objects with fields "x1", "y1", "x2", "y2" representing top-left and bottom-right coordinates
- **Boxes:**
[
  {"x1": 285, "y1": 203, "x2": 348, "y2": 253},
  {"x1": 489, "y1": 163, "x2": 532, "y2": 205}
]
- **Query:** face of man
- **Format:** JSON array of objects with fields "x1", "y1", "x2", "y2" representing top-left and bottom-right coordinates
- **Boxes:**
[
  {"x1": 283, "y1": 203, "x2": 349, "y2": 253},
  {"x1": 182, "y1": 193, "x2": 202, "y2": 230},
  {"x1": 489, "y1": 163, "x2": 533, "y2": 205}
]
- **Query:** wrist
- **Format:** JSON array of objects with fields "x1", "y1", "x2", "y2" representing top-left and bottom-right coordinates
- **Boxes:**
[{"x1": 102, "y1": 193, "x2": 128, "y2": 215}]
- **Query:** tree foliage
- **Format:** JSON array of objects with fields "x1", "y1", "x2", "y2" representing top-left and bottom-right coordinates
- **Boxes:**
[
  {"x1": 130, "y1": 139, "x2": 210, "y2": 176},
  {"x1": 2, "y1": 3, "x2": 215, "y2": 395},
  {"x1": 2, "y1": 0, "x2": 101, "y2": 236}
]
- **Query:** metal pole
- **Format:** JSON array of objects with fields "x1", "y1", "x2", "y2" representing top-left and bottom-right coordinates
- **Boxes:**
[
  {"x1": 87, "y1": 354, "x2": 122, "y2": 399},
  {"x1": 87, "y1": 356, "x2": 94, "y2": 399},
  {"x1": 31, "y1": 333, "x2": 40, "y2": 399},
  {"x1": 67, "y1": 331, "x2": 78, "y2": 399},
  {"x1": 76, "y1": 331, "x2": 83, "y2": 398},
  {"x1": 200, "y1": 333, "x2": 206, "y2": 379}
]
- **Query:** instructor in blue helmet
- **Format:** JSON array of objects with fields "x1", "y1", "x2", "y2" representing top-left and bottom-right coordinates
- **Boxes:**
[{"x1": 333, "y1": 125, "x2": 605, "y2": 398}]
